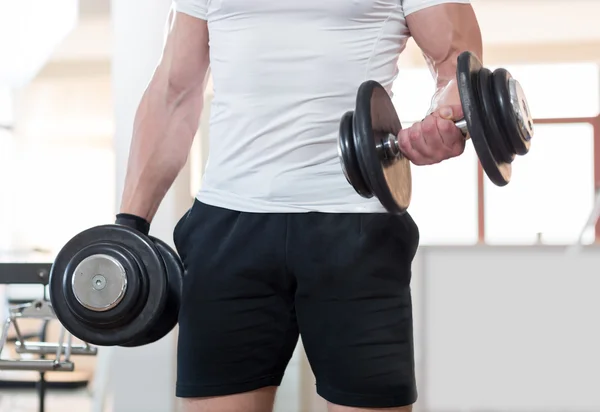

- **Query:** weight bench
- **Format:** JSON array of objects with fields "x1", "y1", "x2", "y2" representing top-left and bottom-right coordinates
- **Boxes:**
[{"x1": 0, "y1": 252, "x2": 98, "y2": 412}]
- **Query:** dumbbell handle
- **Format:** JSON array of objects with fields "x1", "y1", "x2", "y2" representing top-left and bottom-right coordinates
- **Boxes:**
[{"x1": 455, "y1": 118, "x2": 468, "y2": 137}]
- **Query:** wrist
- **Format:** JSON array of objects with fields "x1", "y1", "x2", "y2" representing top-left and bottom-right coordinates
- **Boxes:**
[
  {"x1": 429, "y1": 79, "x2": 460, "y2": 113},
  {"x1": 115, "y1": 213, "x2": 151, "y2": 236}
]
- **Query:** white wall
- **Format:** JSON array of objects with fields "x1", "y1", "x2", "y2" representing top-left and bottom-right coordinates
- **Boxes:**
[
  {"x1": 413, "y1": 245, "x2": 600, "y2": 412},
  {"x1": 469, "y1": 0, "x2": 600, "y2": 45}
]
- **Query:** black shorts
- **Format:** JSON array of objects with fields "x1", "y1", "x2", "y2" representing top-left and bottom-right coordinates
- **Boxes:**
[{"x1": 173, "y1": 200, "x2": 420, "y2": 408}]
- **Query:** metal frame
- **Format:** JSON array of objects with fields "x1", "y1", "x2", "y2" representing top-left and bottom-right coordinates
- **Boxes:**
[
  {"x1": 0, "y1": 260, "x2": 98, "y2": 412},
  {"x1": 0, "y1": 299, "x2": 97, "y2": 372},
  {"x1": 0, "y1": 263, "x2": 51, "y2": 285}
]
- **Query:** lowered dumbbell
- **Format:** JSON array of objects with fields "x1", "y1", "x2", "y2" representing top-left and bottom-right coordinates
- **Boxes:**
[
  {"x1": 48, "y1": 220, "x2": 184, "y2": 347},
  {"x1": 338, "y1": 50, "x2": 534, "y2": 214}
]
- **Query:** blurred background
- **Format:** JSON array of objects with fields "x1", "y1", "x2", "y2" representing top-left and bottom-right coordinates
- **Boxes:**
[{"x1": 0, "y1": 0, "x2": 599, "y2": 411}]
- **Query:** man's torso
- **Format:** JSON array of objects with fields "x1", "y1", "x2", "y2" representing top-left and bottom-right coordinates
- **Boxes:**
[{"x1": 198, "y1": 0, "x2": 411, "y2": 213}]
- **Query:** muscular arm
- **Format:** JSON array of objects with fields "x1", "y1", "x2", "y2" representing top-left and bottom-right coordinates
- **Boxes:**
[
  {"x1": 406, "y1": 2, "x2": 482, "y2": 113},
  {"x1": 119, "y1": 11, "x2": 210, "y2": 221},
  {"x1": 396, "y1": 2, "x2": 481, "y2": 165}
]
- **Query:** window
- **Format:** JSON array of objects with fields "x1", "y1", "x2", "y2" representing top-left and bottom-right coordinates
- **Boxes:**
[
  {"x1": 409, "y1": 145, "x2": 479, "y2": 245},
  {"x1": 393, "y1": 62, "x2": 600, "y2": 245},
  {"x1": 492, "y1": 62, "x2": 599, "y2": 119},
  {"x1": 484, "y1": 122, "x2": 595, "y2": 245},
  {"x1": 483, "y1": 62, "x2": 599, "y2": 244}
]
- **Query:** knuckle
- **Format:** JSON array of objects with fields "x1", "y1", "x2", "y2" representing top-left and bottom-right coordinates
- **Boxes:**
[
  {"x1": 409, "y1": 128, "x2": 421, "y2": 141},
  {"x1": 421, "y1": 119, "x2": 436, "y2": 134},
  {"x1": 398, "y1": 136, "x2": 410, "y2": 151}
]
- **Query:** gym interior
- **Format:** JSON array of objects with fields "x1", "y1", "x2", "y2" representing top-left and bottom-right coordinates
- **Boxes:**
[{"x1": 1, "y1": 0, "x2": 599, "y2": 411}]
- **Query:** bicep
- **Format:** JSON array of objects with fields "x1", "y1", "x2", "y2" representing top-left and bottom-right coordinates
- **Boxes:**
[
  {"x1": 158, "y1": 3, "x2": 210, "y2": 94},
  {"x1": 405, "y1": 2, "x2": 481, "y2": 66}
]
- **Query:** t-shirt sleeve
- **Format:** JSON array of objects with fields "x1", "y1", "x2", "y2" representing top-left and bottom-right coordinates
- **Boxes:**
[
  {"x1": 173, "y1": 0, "x2": 208, "y2": 20},
  {"x1": 402, "y1": 0, "x2": 471, "y2": 16}
]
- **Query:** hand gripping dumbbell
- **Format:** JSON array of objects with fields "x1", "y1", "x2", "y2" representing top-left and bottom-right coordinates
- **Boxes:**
[
  {"x1": 48, "y1": 214, "x2": 184, "y2": 347},
  {"x1": 338, "y1": 51, "x2": 534, "y2": 214}
]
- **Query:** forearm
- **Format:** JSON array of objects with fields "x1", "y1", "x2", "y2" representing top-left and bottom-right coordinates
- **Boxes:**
[
  {"x1": 119, "y1": 75, "x2": 204, "y2": 221},
  {"x1": 407, "y1": 3, "x2": 482, "y2": 111}
]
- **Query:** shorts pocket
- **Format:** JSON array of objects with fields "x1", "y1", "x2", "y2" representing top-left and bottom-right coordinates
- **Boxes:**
[
  {"x1": 388, "y1": 212, "x2": 420, "y2": 263},
  {"x1": 391, "y1": 212, "x2": 420, "y2": 261},
  {"x1": 360, "y1": 212, "x2": 420, "y2": 263},
  {"x1": 173, "y1": 200, "x2": 200, "y2": 261}
]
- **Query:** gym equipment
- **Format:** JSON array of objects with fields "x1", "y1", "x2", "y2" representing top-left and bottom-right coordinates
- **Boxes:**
[
  {"x1": 338, "y1": 51, "x2": 534, "y2": 214},
  {"x1": 0, "y1": 253, "x2": 98, "y2": 412},
  {"x1": 48, "y1": 224, "x2": 184, "y2": 347},
  {"x1": 120, "y1": 237, "x2": 183, "y2": 347},
  {"x1": 0, "y1": 299, "x2": 95, "y2": 373}
]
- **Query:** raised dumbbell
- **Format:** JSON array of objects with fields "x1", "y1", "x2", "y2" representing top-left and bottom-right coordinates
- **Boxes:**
[
  {"x1": 48, "y1": 224, "x2": 183, "y2": 347},
  {"x1": 338, "y1": 51, "x2": 534, "y2": 214}
]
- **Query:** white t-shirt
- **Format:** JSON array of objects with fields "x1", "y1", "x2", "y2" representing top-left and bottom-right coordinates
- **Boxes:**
[{"x1": 174, "y1": 0, "x2": 470, "y2": 213}]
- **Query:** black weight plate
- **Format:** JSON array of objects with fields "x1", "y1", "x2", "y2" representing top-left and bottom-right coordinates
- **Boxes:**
[
  {"x1": 121, "y1": 237, "x2": 184, "y2": 347},
  {"x1": 353, "y1": 80, "x2": 411, "y2": 214},
  {"x1": 63, "y1": 242, "x2": 145, "y2": 327},
  {"x1": 49, "y1": 225, "x2": 168, "y2": 346},
  {"x1": 477, "y1": 67, "x2": 516, "y2": 164},
  {"x1": 492, "y1": 68, "x2": 532, "y2": 156},
  {"x1": 457, "y1": 51, "x2": 511, "y2": 186},
  {"x1": 338, "y1": 110, "x2": 372, "y2": 198}
]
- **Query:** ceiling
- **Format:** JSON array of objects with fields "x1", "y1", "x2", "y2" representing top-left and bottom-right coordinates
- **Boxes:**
[
  {"x1": 79, "y1": 0, "x2": 110, "y2": 18},
  {"x1": 46, "y1": 0, "x2": 600, "y2": 66}
]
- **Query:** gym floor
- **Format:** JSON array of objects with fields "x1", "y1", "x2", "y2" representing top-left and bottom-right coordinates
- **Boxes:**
[
  {"x1": 0, "y1": 344, "x2": 314, "y2": 412},
  {"x1": 0, "y1": 389, "x2": 91, "y2": 412}
]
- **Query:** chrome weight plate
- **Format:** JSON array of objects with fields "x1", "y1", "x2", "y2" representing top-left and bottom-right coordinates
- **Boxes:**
[
  {"x1": 353, "y1": 80, "x2": 411, "y2": 214},
  {"x1": 492, "y1": 68, "x2": 533, "y2": 156}
]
